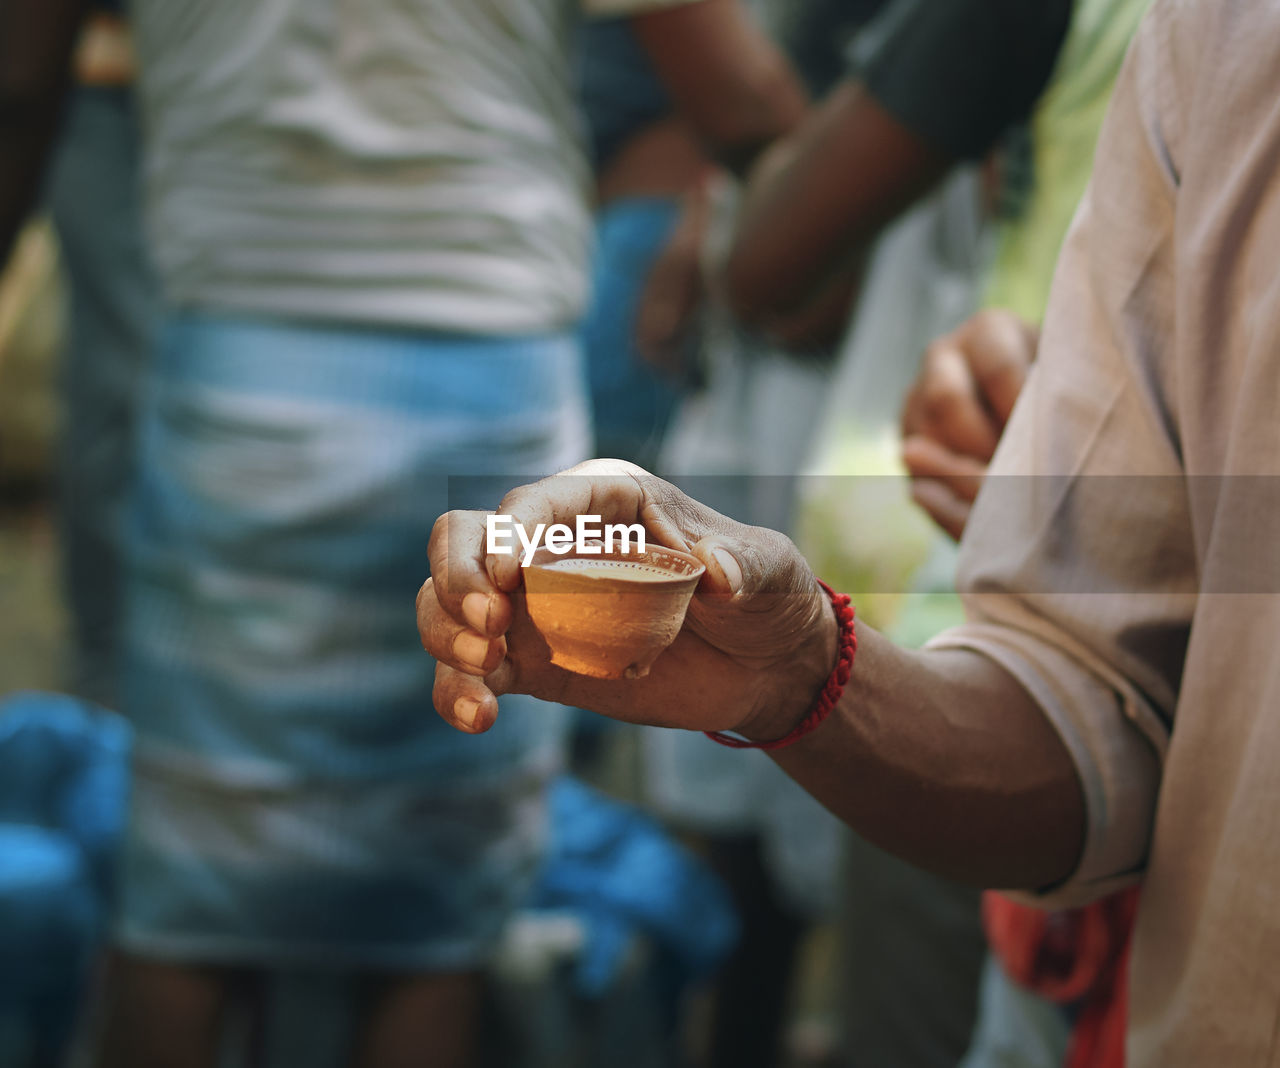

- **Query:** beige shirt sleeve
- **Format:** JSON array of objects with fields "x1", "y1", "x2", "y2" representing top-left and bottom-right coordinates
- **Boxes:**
[
  {"x1": 928, "y1": 0, "x2": 1193, "y2": 908},
  {"x1": 580, "y1": 0, "x2": 705, "y2": 17}
]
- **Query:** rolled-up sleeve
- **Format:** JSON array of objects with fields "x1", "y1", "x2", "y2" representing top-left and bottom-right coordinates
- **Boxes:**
[{"x1": 927, "y1": 1, "x2": 1196, "y2": 908}]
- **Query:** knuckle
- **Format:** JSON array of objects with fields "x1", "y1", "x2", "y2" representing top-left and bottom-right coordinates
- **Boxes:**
[
  {"x1": 920, "y1": 378, "x2": 964, "y2": 422},
  {"x1": 921, "y1": 336, "x2": 953, "y2": 372},
  {"x1": 969, "y1": 307, "x2": 1008, "y2": 339}
]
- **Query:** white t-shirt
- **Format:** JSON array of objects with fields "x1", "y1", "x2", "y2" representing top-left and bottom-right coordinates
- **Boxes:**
[{"x1": 129, "y1": 0, "x2": 698, "y2": 335}]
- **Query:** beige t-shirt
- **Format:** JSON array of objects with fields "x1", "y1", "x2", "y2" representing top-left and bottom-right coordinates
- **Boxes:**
[
  {"x1": 931, "y1": 0, "x2": 1280, "y2": 1062},
  {"x1": 128, "y1": 0, "x2": 698, "y2": 334}
]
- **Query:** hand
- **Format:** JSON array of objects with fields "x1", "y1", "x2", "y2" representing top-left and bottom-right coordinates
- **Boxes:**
[
  {"x1": 900, "y1": 309, "x2": 1037, "y2": 540},
  {"x1": 635, "y1": 181, "x2": 712, "y2": 379},
  {"x1": 417, "y1": 460, "x2": 837, "y2": 740}
]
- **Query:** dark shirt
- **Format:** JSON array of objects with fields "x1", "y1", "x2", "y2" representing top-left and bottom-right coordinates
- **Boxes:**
[{"x1": 853, "y1": 0, "x2": 1073, "y2": 161}]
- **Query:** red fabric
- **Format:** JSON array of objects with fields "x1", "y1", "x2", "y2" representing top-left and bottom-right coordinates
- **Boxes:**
[{"x1": 983, "y1": 887, "x2": 1139, "y2": 1068}]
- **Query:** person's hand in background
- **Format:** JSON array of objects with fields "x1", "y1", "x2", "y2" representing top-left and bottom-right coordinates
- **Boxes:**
[
  {"x1": 900, "y1": 309, "x2": 1037, "y2": 540},
  {"x1": 634, "y1": 176, "x2": 713, "y2": 381},
  {"x1": 417, "y1": 460, "x2": 837, "y2": 741}
]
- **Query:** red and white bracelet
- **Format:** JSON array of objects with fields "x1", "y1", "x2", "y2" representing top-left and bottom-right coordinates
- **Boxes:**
[{"x1": 704, "y1": 580, "x2": 856, "y2": 751}]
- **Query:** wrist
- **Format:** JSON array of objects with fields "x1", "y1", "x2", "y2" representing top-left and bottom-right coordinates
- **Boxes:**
[{"x1": 735, "y1": 582, "x2": 842, "y2": 744}]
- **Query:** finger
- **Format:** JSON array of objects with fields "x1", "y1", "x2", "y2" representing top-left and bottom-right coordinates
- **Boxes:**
[
  {"x1": 417, "y1": 577, "x2": 508, "y2": 677},
  {"x1": 906, "y1": 339, "x2": 1001, "y2": 461},
  {"x1": 901, "y1": 435, "x2": 988, "y2": 504},
  {"x1": 686, "y1": 530, "x2": 827, "y2": 661},
  {"x1": 909, "y1": 478, "x2": 972, "y2": 542},
  {"x1": 960, "y1": 309, "x2": 1035, "y2": 427},
  {"x1": 432, "y1": 663, "x2": 502, "y2": 734},
  {"x1": 689, "y1": 527, "x2": 812, "y2": 600},
  {"x1": 427, "y1": 510, "x2": 512, "y2": 639},
  {"x1": 488, "y1": 461, "x2": 662, "y2": 590}
]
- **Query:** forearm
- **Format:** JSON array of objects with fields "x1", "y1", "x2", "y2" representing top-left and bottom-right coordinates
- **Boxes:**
[
  {"x1": 724, "y1": 82, "x2": 950, "y2": 325},
  {"x1": 632, "y1": 0, "x2": 807, "y2": 177},
  {"x1": 759, "y1": 622, "x2": 1086, "y2": 889}
]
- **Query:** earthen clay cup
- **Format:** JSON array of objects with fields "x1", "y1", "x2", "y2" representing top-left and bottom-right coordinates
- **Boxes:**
[{"x1": 522, "y1": 542, "x2": 706, "y2": 679}]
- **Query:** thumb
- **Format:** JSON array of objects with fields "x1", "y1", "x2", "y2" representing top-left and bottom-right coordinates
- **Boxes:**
[
  {"x1": 691, "y1": 536, "x2": 745, "y2": 598},
  {"x1": 689, "y1": 530, "x2": 810, "y2": 601},
  {"x1": 686, "y1": 532, "x2": 828, "y2": 663}
]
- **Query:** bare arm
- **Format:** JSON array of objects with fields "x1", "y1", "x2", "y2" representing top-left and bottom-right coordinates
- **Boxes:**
[
  {"x1": 0, "y1": 0, "x2": 86, "y2": 268},
  {"x1": 766, "y1": 627, "x2": 1084, "y2": 889},
  {"x1": 723, "y1": 80, "x2": 951, "y2": 342},
  {"x1": 630, "y1": 0, "x2": 807, "y2": 175},
  {"x1": 416, "y1": 461, "x2": 1085, "y2": 891}
]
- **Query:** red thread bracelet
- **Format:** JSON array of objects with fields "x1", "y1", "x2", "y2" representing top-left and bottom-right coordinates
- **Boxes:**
[{"x1": 704, "y1": 579, "x2": 856, "y2": 751}]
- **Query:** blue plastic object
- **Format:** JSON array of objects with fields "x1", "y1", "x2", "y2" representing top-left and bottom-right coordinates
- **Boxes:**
[
  {"x1": 530, "y1": 777, "x2": 738, "y2": 999},
  {"x1": 0, "y1": 692, "x2": 132, "y2": 1060}
]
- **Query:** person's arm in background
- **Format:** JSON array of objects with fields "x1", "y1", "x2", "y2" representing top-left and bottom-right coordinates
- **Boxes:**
[
  {"x1": 724, "y1": 0, "x2": 1073, "y2": 348},
  {"x1": 901, "y1": 309, "x2": 1038, "y2": 540},
  {"x1": 0, "y1": 0, "x2": 86, "y2": 268},
  {"x1": 627, "y1": 0, "x2": 807, "y2": 176},
  {"x1": 723, "y1": 81, "x2": 950, "y2": 348},
  {"x1": 587, "y1": 0, "x2": 806, "y2": 366}
]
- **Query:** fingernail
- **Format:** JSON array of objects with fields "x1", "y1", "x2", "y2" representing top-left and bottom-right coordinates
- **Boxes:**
[
  {"x1": 453, "y1": 631, "x2": 491, "y2": 671},
  {"x1": 711, "y1": 548, "x2": 742, "y2": 594},
  {"x1": 462, "y1": 591, "x2": 491, "y2": 633},
  {"x1": 454, "y1": 697, "x2": 480, "y2": 729}
]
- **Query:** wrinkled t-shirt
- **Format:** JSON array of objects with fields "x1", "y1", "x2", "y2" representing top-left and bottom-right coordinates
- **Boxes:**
[{"x1": 128, "y1": 0, "x2": 699, "y2": 335}]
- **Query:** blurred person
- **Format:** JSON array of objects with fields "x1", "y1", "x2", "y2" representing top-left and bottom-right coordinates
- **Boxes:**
[
  {"x1": 418, "y1": 3, "x2": 1280, "y2": 1065},
  {"x1": 720, "y1": 0, "x2": 1073, "y2": 350},
  {"x1": 574, "y1": 0, "x2": 880, "y2": 465},
  {"x1": 3, "y1": 2, "x2": 806, "y2": 1067}
]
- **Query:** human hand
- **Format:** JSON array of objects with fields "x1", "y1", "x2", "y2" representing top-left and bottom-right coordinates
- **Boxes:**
[
  {"x1": 635, "y1": 181, "x2": 712, "y2": 380},
  {"x1": 900, "y1": 309, "x2": 1037, "y2": 540},
  {"x1": 417, "y1": 460, "x2": 837, "y2": 741}
]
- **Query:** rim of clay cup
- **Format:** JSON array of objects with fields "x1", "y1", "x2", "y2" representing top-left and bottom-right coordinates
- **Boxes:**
[{"x1": 524, "y1": 540, "x2": 706, "y2": 584}]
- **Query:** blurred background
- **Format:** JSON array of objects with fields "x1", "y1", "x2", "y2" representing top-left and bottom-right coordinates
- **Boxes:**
[{"x1": 0, "y1": 0, "x2": 1146, "y2": 1065}]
